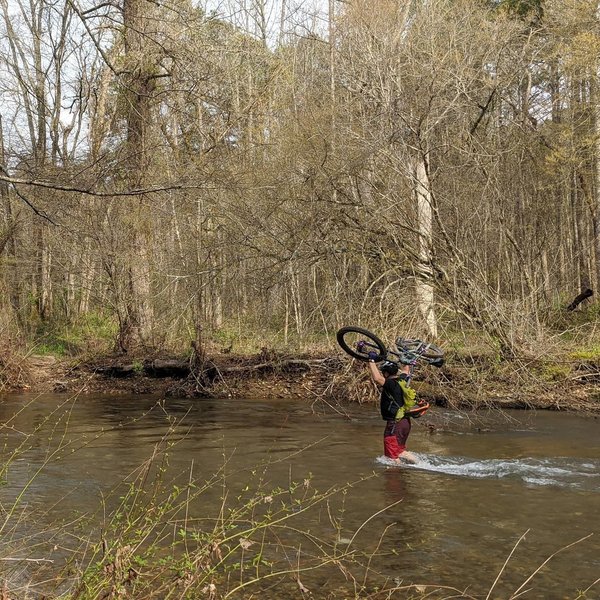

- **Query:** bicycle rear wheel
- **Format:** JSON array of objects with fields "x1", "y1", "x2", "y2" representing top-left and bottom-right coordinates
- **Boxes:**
[
  {"x1": 396, "y1": 338, "x2": 444, "y2": 361},
  {"x1": 336, "y1": 326, "x2": 387, "y2": 362},
  {"x1": 421, "y1": 343, "x2": 444, "y2": 361}
]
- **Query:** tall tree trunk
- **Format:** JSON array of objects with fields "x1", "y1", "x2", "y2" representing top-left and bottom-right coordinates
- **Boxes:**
[
  {"x1": 0, "y1": 118, "x2": 21, "y2": 327},
  {"x1": 571, "y1": 168, "x2": 590, "y2": 291},
  {"x1": 117, "y1": 0, "x2": 156, "y2": 351},
  {"x1": 78, "y1": 238, "x2": 95, "y2": 315},
  {"x1": 593, "y1": 7, "x2": 600, "y2": 293},
  {"x1": 32, "y1": 0, "x2": 46, "y2": 167},
  {"x1": 37, "y1": 223, "x2": 52, "y2": 321},
  {"x1": 413, "y1": 155, "x2": 438, "y2": 338}
]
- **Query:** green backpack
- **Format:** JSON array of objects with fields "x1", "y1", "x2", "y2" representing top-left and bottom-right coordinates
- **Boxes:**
[{"x1": 395, "y1": 379, "x2": 417, "y2": 420}]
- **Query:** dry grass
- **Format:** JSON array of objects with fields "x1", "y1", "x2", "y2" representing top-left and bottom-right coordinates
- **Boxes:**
[{"x1": 0, "y1": 336, "x2": 29, "y2": 392}]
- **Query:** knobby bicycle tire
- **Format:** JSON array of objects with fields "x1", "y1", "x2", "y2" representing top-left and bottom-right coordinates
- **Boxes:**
[
  {"x1": 396, "y1": 338, "x2": 444, "y2": 361},
  {"x1": 336, "y1": 326, "x2": 387, "y2": 362},
  {"x1": 420, "y1": 343, "x2": 444, "y2": 361}
]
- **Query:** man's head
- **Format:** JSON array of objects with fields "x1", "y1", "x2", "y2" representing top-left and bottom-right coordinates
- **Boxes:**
[{"x1": 380, "y1": 361, "x2": 399, "y2": 377}]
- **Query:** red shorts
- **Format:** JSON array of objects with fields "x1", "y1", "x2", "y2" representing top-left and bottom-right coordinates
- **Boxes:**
[{"x1": 383, "y1": 418, "x2": 411, "y2": 459}]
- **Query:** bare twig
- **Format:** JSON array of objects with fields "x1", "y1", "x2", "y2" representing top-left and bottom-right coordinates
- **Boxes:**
[
  {"x1": 486, "y1": 530, "x2": 529, "y2": 600},
  {"x1": 508, "y1": 534, "x2": 594, "y2": 599}
]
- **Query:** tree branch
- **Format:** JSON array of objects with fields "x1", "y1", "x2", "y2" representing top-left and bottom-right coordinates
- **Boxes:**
[{"x1": 0, "y1": 172, "x2": 219, "y2": 197}]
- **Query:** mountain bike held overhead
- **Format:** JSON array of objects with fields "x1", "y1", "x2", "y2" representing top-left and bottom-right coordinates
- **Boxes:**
[{"x1": 336, "y1": 326, "x2": 444, "y2": 465}]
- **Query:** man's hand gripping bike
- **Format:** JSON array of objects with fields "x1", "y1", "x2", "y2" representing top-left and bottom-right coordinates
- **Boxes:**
[{"x1": 336, "y1": 326, "x2": 444, "y2": 418}]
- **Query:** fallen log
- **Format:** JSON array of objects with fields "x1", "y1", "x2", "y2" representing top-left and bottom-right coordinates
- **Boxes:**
[
  {"x1": 145, "y1": 359, "x2": 191, "y2": 378},
  {"x1": 95, "y1": 364, "x2": 138, "y2": 378},
  {"x1": 215, "y1": 357, "x2": 342, "y2": 375},
  {"x1": 218, "y1": 359, "x2": 310, "y2": 374},
  {"x1": 94, "y1": 357, "x2": 340, "y2": 380},
  {"x1": 95, "y1": 360, "x2": 191, "y2": 378}
]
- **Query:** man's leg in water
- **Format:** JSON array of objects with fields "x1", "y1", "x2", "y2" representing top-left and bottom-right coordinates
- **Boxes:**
[
  {"x1": 384, "y1": 420, "x2": 418, "y2": 463},
  {"x1": 391, "y1": 418, "x2": 416, "y2": 463},
  {"x1": 397, "y1": 450, "x2": 418, "y2": 464}
]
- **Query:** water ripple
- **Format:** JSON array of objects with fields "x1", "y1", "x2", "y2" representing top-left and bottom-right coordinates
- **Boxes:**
[{"x1": 376, "y1": 454, "x2": 600, "y2": 491}]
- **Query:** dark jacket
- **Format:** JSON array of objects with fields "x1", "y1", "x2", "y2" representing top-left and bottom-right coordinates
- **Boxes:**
[{"x1": 380, "y1": 373, "x2": 409, "y2": 420}]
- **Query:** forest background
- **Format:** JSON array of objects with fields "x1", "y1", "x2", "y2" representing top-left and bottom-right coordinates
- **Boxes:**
[{"x1": 1, "y1": 0, "x2": 600, "y2": 405}]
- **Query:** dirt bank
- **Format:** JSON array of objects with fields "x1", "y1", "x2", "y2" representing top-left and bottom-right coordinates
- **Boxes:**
[{"x1": 6, "y1": 350, "x2": 599, "y2": 415}]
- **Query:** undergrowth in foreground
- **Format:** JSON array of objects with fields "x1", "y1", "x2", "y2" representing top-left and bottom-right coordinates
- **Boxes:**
[{"x1": 0, "y1": 396, "x2": 460, "y2": 599}]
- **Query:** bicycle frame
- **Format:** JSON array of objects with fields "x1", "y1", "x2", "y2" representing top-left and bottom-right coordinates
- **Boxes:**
[
  {"x1": 386, "y1": 344, "x2": 429, "y2": 384},
  {"x1": 360, "y1": 338, "x2": 438, "y2": 383},
  {"x1": 337, "y1": 327, "x2": 444, "y2": 375},
  {"x1": 336, "y1": 326, "x2": 442, "y2": 418}
]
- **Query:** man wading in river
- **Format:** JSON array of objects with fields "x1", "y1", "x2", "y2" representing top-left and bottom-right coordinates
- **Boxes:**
[{"x1": 366, "y1": 357, "x2": 418, "y2": 464}]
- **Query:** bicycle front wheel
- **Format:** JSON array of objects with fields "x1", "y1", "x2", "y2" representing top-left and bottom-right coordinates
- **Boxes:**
[{"x1": 336, "y1": 326, "x2": 387, "y2": 362}]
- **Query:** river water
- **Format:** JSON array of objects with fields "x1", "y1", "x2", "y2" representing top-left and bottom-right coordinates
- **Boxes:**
[{"x1": 0, "y1": 393, "x2": 598, "y2": 599}]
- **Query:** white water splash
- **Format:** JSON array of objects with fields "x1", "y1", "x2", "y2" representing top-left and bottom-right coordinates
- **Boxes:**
[{"x1": 375, "y1": 454, "x2": 600, "y2": 490}]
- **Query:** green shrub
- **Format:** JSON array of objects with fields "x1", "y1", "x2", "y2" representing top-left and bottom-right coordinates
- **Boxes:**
[
  {"x1": 570, "y1": 346, "x2": 600, "y2": 361},
  {"x1": 538, "y1": 363, "x2": 571, "y2": 382},
  {"x1": 30, "y1": 312, "x2": 118, "y2": 356}
]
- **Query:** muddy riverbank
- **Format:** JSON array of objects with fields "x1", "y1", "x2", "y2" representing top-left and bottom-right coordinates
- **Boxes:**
[{"x1": 5, "y1": 349, "x2": 600, "y2": 415}]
